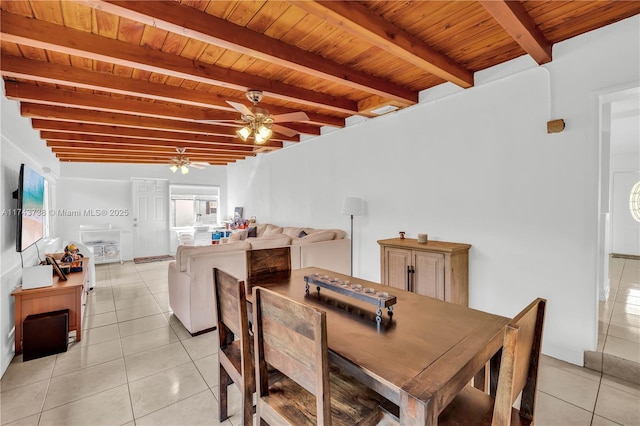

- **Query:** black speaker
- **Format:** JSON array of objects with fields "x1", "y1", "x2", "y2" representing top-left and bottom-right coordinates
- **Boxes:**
[{"x1": 23, "y1": 309, "x2": 69, "y2": 361}]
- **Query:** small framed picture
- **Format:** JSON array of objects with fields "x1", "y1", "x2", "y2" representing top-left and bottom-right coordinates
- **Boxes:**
[{"x1": 47, "y1": 255, "x2": 67, "y2": 281}]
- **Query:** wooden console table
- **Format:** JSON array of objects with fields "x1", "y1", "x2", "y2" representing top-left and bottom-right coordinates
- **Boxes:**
[
  {"x1": 11, "y1": 261, "x2": 89, "y2": 353},
  {"x1": 378, "y1": 238, "x2": 471, "y2": 306}
]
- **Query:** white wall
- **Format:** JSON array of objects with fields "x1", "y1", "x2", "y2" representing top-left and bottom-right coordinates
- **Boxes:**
[
  {"x1": 1, "y1": 86, "x2": 60, "y2": 376},
  {"x1": 56, "y1": 163, "x2": 228, "y2": 259},
  {"x1": 227, "y1": 16, "x2": 640, "y2": 365}
]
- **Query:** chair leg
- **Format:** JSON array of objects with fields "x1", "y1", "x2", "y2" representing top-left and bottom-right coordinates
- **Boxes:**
[
  {"x1": 242, "y1": 385, "x2": 254, "y2": 426},
  {"x1": 219, "y1": 365, "x2": 230, "y2": 421}
]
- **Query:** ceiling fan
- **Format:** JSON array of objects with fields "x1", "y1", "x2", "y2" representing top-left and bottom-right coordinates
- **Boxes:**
[
  {"x1": 168, "y1": 148, "x2": 208, "y2": 174},
  {"x1": 209, "y1": 90, "x2": 310, "y2": 144}
]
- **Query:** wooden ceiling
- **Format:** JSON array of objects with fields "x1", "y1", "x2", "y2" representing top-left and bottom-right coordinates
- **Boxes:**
[{"x1": 2, "y1": 1, "x2": 639, "y2": 167}]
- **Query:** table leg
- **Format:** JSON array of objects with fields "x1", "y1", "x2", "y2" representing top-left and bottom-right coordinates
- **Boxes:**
[
  {"x1": 400, "y1": 390, "x2": 436, "y2": 425},
  {"x1": 473, "y1": 363, "x2": 487, "y2": 392},
  {"x1": 490, "y1": 347, "x2": 502, "y2": 397}
]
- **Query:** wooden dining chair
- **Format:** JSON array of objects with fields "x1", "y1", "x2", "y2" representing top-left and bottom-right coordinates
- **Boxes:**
[
  {"x1": 252, "y1": 286, "x2": 383, "y2": 426},
  {"x1": 246, "y1": 246, "x2": 291, "y2": 277},
  {"x1": 438, "y1": 297, "x2": 547, "y2": 426},
  {"x1": 213, "y1": 267, "x2": 254, "y2": 426}
]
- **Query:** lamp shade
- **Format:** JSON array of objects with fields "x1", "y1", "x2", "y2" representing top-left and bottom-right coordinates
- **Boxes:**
[{"x1": 341, "y1": 196, "x2": 364, "y2": 216}]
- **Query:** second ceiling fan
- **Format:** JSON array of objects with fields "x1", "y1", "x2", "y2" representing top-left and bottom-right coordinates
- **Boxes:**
[{"x1": 217, "y1": 90, "x2": 309, "y2": 144}]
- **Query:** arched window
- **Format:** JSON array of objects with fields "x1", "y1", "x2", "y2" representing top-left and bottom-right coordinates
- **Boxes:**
[{"x1": 630, "y1": 181, "x2": 640, "y2": 222}]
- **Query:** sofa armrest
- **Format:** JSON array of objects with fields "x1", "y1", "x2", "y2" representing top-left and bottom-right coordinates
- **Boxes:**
[
  {"x1": 168, "y1": 250, "x2": 248, "y2": 335},
  {"x1": 168, "y1": 261, "x2": 197, "y2": 333}
]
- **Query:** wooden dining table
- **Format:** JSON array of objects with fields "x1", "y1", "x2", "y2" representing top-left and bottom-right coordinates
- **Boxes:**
[{"x1": 245, "y1": 267, "x2": 510, "y2": 425}]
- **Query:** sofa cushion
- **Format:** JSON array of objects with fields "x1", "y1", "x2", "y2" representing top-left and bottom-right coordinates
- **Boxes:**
[
  {"x1": 282, "y1": 226, "x2": 304, "y2": 239},
  {"x1": 177, "y1": 241, "x2": 250, "y2": 272},
  {"x1": 255, "y1": 223, "x2": 269, "y2": 237},
  {"x1": 229, "y1": 229, "x2": 248, "y2": 242},
  {"x1": 247, "y1": 234, "x2": 292, "y2": 249},
  {"x1": 327, "y1": 229, "x2": 347, "y2": 239},
  {"x1": 263, "y1": 224, "x2": 284, "y2": 236},
  {"x1": 291, "y1": 230, "x2": 336, "y2": 245}
]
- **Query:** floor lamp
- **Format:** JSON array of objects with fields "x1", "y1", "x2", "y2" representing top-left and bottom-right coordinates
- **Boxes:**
[{"x1": 341, "y1": 196, "x2": 364, "y2": 276}]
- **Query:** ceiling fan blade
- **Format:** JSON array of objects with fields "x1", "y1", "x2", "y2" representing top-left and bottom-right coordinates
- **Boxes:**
[
  {"x1": 190, "y1": 161, "x2": 209, "y2": 166},
  {"x1": 271, "y1": 111, "x2": 309, "y2": 123},
  {"x1": 227, "y1": 100, "x2": 253, "y2": 117},
  {"x1": 189, "y1": 164, "x2": 206, "y2": 169},
  {"x1": 272, "y1": 124, "x2": 299, "y2": 137},
  {"x1": 199, "y1": 119, "x2": 243, "y2": 123}
]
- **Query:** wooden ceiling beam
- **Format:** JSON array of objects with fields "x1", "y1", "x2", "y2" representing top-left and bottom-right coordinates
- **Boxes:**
[
  {"x1": 0, "y1": 55, "x2": 344, "y2": 127},
  {"x1": 47, "y1": 145, "x2": 256, "y2": 158},
  {"x1": 81, "y1": 0, "x2": 417, "y2": 106},
  {"x1": 20, "y1": 103, "x2": 298, "y2": 142},
  {"x1": 31, "y1": 120, "x2": 280, "y2": 147},
  {"x1": 293, "y1": 1, "x2": 474, "y2": 88},
  {"x1": 48, "y1": 148, "x2": 256, "y2": 161},
  {"x1": 0, "y1": 11, "x2": 358, "y2": 114},
  {"x1": 4, "y1": 81, "x2": 239, "y2": 122},
  {"x1": 42, "y1": 134, "x2": 263, "y2": 152},
  {"x1": 479, "y1": 0, "x2": 552, "y2": 64},
  {"x1": 5, "y1": 82, "x2": 321, "y2": 136},
  {"x1": 55, "y1": 156, "x2": 234, "y2": 165},
  {"x1": 51, "y1": 149, "x2": 248, "y2": 160}
]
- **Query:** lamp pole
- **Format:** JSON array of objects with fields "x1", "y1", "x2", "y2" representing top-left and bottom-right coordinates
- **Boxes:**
[
  {"x1": 341, "y1": 196, "x2": 363, "y2": 277},
  {"x1": 349, "y1": 213, "x2": 354, "y2": 276}
]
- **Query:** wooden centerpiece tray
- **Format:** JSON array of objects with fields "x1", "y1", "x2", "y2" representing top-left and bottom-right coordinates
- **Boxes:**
[{"x1": 304, "y1": 273, "x2": 396, "y2": 324}]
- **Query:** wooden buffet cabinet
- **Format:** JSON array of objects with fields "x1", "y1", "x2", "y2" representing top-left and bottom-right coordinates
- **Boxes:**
[
  {"x1": 378, "y1": 238, "x2": 471, "y2": 306},
  {"x1": 11, "y1": 260, "x2": 89, "y2": 353}
]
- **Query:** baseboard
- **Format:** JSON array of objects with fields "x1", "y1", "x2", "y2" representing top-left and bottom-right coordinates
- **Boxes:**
[
  {"x1": 1, "y1": 265, "x2": 22, "y2": 378},
  {"x1": 190, "y1": 326, "x2": 216, "y2": 337},
  {"x1": 611, "y1": 253, "x2": 640, "y2": 260}
]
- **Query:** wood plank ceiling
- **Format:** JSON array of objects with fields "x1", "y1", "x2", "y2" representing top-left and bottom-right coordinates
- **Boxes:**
[{"x1": 1, "y1": 1, "x2": 639, "y2": 167}]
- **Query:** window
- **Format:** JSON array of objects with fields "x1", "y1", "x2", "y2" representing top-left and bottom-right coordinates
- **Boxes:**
[
  {"x1": 631, "y1": 181, "x2": 640, "y2": 222},
  {"x1": 170, "y1": 185, "x2": 220, "y2": 227}
]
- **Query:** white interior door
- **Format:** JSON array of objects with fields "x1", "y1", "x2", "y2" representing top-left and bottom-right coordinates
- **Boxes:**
[
  {"x1": 611, "y1": 171, "x2": 640, "y2": 256},
  {"x1": 132, "y1": 178, "x2": 169, "y2": 258}
]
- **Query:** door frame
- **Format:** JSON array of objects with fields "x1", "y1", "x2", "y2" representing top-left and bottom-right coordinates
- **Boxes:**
[{"x1": 595, "y1": 83, "x2": 640, "y2": 347}]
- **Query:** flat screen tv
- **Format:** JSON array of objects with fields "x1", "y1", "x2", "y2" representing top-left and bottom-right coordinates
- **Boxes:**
[{"x1": 14, "y1": 164, "x2": 45, "y2": 252}]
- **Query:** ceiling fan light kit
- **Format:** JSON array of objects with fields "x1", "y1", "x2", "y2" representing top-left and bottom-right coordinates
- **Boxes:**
[
  {"x1": 227, "y1": 90, "x2": 307, "y2": 144},
  {"x1": 168, "y1": 148, "x2": 205, "y2": 173}
]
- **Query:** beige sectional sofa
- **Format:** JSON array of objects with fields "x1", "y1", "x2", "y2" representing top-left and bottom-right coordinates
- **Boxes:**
[{"x1": 168, "y1": 224, "x2": 350, "y2": 334}]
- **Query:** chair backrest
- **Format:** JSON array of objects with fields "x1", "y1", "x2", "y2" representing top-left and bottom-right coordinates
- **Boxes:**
[
  {"x1": 253, "y1": 286, "x2": 332, "y2": 424},
  {"x1": 246, "y1": 247, "x2": 291, "y2": 279},
  {"x1": 492, "y1": 298, "x2": 546, "y2": 426},
  {"x1": 213, "y1": 268, "x2": 251, "y2": 373}
]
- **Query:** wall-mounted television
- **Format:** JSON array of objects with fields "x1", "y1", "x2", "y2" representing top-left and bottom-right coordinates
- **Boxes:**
[{"x1": 13, "y1": 164, "x2": 45, "y2": 252}]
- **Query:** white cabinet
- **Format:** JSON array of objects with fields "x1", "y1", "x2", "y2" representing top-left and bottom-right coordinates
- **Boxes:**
[{"x1": 80, "y1": 225, "x2": 123, "y2": 264}]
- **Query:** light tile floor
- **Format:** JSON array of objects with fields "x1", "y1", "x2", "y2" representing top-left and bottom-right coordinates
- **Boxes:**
[
  {"x1": 588, "y1": 257, "x2": 640, "y2": 385},
  {"x1": 1, "y1": 259, "x2": 639, "y2": 425}
]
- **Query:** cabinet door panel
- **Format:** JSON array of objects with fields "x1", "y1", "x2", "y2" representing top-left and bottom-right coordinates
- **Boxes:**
[
  {"x1": 384, "y1": 247, "x2": 411, "y2": 290},
  {"x1": 413, "y1": 252, "x2": 445, "y2": 299}
]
